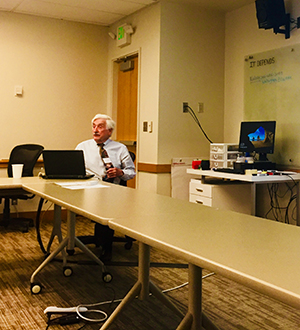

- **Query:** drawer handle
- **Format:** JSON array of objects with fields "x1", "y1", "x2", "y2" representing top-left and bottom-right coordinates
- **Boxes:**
[
  {"x1": 196, "y1": 200, "x2": 203, "y2": 204},
  {"x1": 196, "y1": 188, "x2": 203, "y2": 192}
]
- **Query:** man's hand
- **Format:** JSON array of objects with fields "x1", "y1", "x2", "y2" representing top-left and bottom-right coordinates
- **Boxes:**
[{"x1": 106, "y1": 167, "x2": 124, "y2": 178}]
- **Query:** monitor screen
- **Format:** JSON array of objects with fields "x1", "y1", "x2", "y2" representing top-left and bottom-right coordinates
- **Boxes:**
[{"x1": 239, "y1": 121, "x2": 276, "y2": 160}]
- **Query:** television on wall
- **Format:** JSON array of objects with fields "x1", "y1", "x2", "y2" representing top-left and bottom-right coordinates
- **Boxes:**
[{"x1": 255, "y1": 0, "x2": 286, "y2": 29}]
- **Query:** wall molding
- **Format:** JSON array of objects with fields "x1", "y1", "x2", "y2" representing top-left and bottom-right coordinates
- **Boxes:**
[
  {"x1": 137, "y1": 163, "x2": 171, "y2": 173},
  {"x1": 0, "y1": 159, "x2": 43, "y2": 169}
]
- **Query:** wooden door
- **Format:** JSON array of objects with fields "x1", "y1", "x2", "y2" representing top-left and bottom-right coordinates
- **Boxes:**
[{"x1": 116, "y1": 55, "x2": 138, "y2": 188}]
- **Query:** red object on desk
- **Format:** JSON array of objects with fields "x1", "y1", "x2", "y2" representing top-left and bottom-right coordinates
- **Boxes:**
[{"x1": 192, "y1": 160, "x2": 201, "y2": 169}]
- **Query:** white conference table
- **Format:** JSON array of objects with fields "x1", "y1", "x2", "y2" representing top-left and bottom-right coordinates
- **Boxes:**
[
  {"x1": 2, "y1": 177, "x2": 300, "y2": 329},
  {"x1": 19, "y1": 178, "x2": 193, "y2": 292},
  {"x1": 187, "y1": 169, "x2": 300, "y2": 224},
  {"x1": 106, "y1": 200, "x2": 300, "y2": 330}
]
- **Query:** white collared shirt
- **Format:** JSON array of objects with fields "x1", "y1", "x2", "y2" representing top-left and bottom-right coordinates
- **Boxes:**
[{"x1": 76, "y1": 139, "x2": 136, "y2": 183}]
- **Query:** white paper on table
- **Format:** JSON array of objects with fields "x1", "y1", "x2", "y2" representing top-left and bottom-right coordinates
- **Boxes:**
[{"x1": 55, "y1": 180, "x2": 109, "y2": 190}]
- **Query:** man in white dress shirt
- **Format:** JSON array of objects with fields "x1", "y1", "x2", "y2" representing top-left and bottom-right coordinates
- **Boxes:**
[
  {"x1": 76, "y1": 114, "x2": 136, "y2": 183},
  {"x1": 76, "y1": 114, "x2": 136, "y2": 261}
]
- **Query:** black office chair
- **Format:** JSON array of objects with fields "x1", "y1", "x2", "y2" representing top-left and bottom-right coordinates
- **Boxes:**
[{"x1": 0, "y1": 144, "x2": 44, "y2": 232}]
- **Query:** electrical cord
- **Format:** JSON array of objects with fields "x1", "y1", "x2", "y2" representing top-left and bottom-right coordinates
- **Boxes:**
[
  {"x1": 290, "y1": 17, "x2": 299, "y2": 31},
  {"x1": 266, "y1": 178, "x2": 297, "y2": 224},
  {"x1": 186, "y1": 105, "x2": 213, "y2": 144},
  {"x1": 46, "y1": 272, "x2": 215, "y2": 329}
]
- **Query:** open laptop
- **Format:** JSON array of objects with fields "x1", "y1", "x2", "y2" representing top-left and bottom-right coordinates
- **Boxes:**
[{"x1": 42, "y1": 150, "x2": 94, "y2": 179}]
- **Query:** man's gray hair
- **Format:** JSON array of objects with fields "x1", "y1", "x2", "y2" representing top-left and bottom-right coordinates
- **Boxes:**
[{"x1": 92, "y1": 114, "x2": 115, "y2": 131}]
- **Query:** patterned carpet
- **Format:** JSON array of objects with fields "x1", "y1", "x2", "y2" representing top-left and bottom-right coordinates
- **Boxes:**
[{"x1": 0, "y1": 216, "x2": 300, "y2": 330}]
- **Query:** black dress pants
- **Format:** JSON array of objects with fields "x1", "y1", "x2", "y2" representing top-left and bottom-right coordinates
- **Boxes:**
[{"x1": 94, "y1": 222, "x2": 114, "y2": 252}]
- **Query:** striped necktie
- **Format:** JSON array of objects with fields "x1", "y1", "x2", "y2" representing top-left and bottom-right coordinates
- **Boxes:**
[{"x1": 98, "y1": 143, "x2": 114, "y2": 182}]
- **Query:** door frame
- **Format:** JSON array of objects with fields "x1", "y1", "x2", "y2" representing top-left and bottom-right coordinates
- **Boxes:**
[{"x1": 110, "y1": 49, "x2": 141, "y2": 187}]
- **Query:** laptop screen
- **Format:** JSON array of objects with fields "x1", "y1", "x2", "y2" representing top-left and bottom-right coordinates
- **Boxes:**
[{"x1": 42, "y1": 150, "x2": 89, "y2": 178}]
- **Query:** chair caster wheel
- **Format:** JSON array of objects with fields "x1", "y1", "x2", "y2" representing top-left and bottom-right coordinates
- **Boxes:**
[
  {"x1": 31, "y1": 282, "x2": 43, "y2": 294},
  {"x1": 63, "y1": 266, "x2": 73, "y2": 277},
  {"x1": 66, "y1": 249, "x2": 75, "y2": 256},
  {"x1": 102, "y1": 272, "x2": 113, "y2": 283}
]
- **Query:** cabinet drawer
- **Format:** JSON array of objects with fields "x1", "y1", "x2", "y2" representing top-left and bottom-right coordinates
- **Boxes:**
[
  {"x1": 189, "y1": 178, "x2": 252, "y2": 214},
  {"x1": 210, "y1": 160, "x2": 227, "y2": 168},
  {"x1": 189, "y1": 194, "x2": 212, "y2": 206},
  {"x1": 210, "y1": 153, "x2": 226, "y2": 161},
  {"x1": 210, "y1": 159, "x2": 235, "y2": 169},
  {"x1": 189, "y1": 180, "x2": 212, "y2": 197}
]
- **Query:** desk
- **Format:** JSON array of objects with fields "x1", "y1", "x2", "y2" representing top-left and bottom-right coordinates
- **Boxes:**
[
  {"x1": 2, "y1": 177, "x2": 300, "y2": 329},
  {"x1": 108, "y1": 203, "x2": 300, "y2": 329},
  {"x1": 187, "y1": 169, "x2": 300, "y2": 225},
  {"x1": 21, "y1": 179, "x2": 193, "y2": 292}
]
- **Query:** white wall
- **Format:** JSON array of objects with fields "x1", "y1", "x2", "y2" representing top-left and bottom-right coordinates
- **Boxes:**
[
  {"x1": 0, "y1": 12, "x2": 108, "y2": 159},
  {"x1": 224, "y1": 1, "x2": 300, "y2": 143}
]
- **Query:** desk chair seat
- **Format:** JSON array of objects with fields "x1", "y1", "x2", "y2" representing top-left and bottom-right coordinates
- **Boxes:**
[{"x1": 0, "y1": 144, "x2": 44, "y2": 232}]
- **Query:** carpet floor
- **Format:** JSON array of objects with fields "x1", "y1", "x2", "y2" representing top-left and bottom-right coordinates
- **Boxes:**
[{"x1": 0, "y1": 216, "x2": 300, "y2": 329}]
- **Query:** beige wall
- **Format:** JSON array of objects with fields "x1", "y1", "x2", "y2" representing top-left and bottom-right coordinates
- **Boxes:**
[
  {"x1": 0, "y1": 12, "x2": 108, "y2": 214},
  {"x1": 4, "y1": 0, "x2": 298, "y2": 205},
  {"x1": 107, "y1": 1, "x2": 225, "y2": 196},
  {"x1": 159, "y1": 1, "x2": 225, "y2": 162},
  {"x1": 224, "y1": 1, "x2": 300, "y2": 143},
  {"x1": 106, "y1": 3, "x2": 161, "y2": 193},
  {"x1": 0, "y1": 12, "x2": 108, "y2": 159}
]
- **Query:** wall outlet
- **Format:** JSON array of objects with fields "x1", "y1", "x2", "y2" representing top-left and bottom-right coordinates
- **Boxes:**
[
  {"x1": 183, "y1": 102, "x2": 188, "y2": 113},
  {"x1": 12, "y1": 199, "x2": 18, "y2": 205},
  {"x1": 198, "y1": 102, "x2": 204, "y2": 113},
  {"x1": 143, "y1": 121, "x2": 148, "y2": 132}
]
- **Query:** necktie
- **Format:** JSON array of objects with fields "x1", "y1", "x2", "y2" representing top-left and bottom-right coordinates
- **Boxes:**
[{"x1": 99, "y1": 144, "x2": 114, "y2": 182}]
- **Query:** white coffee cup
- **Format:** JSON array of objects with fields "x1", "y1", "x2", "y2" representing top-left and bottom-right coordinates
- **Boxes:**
[{"x1": 12, "y1": 164, "x2": 24, "y2": 179}]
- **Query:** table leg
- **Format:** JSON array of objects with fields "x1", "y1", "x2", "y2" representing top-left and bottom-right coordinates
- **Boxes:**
[
  {"x1": 100, "y1": 242, "x2": 183, "y2": 330},
  {"x1": 251, "y1": 183, "x2": 256, "y2": 216},
  {"x1": 66, "y1": 210, "x2": 76, "y2": 254},
  {"x1": 296, "y1": 182, "x2": 300, "y2": 226},
  {"x1": 176, "y1": 264, "x2": 219, "y2": 330},
  {"x1": 31, "y1": 204, "x2": 69, "y2": 285},
  {"x1": 46, "y1": 205, "x2": 66, "y2": 259},
  {"x1": 30, "y1": 237, "x2": 69, "y2": 285},
  {"x1": 30, "y1": 209, "x2": 108, "y2": 291}
]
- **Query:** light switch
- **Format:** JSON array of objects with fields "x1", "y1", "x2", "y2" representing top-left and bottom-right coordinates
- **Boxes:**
[{"x1": 14, "y1": 85, "x2": 23, "y2": 96}]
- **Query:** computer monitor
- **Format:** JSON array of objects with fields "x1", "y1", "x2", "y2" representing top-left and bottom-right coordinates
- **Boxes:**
[{"x1": 238, "y1": 121, "x2": 276, "y2": 161}]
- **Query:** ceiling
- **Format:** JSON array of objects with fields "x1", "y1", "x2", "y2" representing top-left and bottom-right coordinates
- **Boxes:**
[{"x1": 0, "y1": 0, "x2": 255, "y2": 26}]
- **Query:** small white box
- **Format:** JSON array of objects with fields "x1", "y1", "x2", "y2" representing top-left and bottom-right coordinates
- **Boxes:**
[{"x1": 210, "y1": 143, "x2": 239, "y2": 169}]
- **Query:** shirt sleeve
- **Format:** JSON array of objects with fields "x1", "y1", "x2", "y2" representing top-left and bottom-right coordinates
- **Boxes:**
[{"x1": 119, "y1": 146, "x2": 136, "y2": 181}]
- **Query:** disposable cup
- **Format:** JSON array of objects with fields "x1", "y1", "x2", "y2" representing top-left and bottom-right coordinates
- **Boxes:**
[{"x1": 12, "y1": 164, "x2": 24, "y2": 179}]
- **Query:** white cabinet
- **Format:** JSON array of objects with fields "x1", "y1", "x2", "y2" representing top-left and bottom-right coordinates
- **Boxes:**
[{"x1": 189, "y1": 179, "x2": 252, "y2": 214}]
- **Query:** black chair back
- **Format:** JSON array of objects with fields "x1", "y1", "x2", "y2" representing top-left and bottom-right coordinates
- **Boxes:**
[{"x1": 7, "y1": 144, "x2": 44, "y2": 177}]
